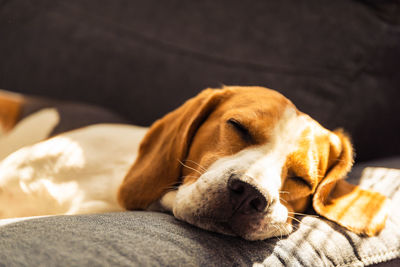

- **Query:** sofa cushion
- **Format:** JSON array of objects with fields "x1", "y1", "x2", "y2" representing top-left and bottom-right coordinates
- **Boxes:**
[
  {"x1": 20, "y1": 95, "x2": 131, "y2": 136},
  {"x1": 0, "y1": 162, "x2": 399, "y2": 266}
]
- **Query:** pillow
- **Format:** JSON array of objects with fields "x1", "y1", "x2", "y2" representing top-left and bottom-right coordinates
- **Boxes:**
[{"x1": 0, "y1": 165, "x2": 399, "y2": 266}]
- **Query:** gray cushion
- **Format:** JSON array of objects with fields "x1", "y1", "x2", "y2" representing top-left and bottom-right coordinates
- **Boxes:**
[{"x1": 0, "y1": 160, "x2": 399, "y2": 266}]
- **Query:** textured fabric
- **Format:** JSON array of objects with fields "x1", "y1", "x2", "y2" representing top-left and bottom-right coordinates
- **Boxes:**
[
  {"x1": 0, "y1": 165, "x2": 399, "y2": 266},
  {"x1": 0, "y1": 0, "x2": 399, "y2": 161}
]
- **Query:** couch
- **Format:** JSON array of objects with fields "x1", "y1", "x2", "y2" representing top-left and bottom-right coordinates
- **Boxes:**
[{"x1": 0, "y1": 0, "x2": 399, "y2": 266}]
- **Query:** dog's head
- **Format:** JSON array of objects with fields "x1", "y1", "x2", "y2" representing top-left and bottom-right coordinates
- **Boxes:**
[{"x1": 118, "y1": 86, "x2": 388, "y2": 240}]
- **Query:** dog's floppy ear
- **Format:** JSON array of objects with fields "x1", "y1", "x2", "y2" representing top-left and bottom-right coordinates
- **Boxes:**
[
  {"x1": 118, "y1": 89, "x2": 229, "y2": 210},
  {"x1": 313, "y1": 130, "x2": 389, "y2": 236}
]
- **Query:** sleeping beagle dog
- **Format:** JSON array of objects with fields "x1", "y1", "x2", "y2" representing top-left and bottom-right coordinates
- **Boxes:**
[{"x1": 0, "y1": 86, "x2": 389, "y2": 240}]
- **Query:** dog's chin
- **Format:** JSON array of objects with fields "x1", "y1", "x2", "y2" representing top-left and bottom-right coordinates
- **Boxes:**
[
  {"x1": 172, "y1": 210, "x2": 293, "y2": 241},
  {"x1": 229, "y1": 213, "x2": 294, "y2": 241},
  {"x1": 161, "y1": 185, "x2": 293, "y2": 240}
]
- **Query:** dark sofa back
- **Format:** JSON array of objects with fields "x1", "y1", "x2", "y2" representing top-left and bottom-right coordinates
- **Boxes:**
[{"x1": 1, "y1": 0, "x2": 399, "y2": 162}]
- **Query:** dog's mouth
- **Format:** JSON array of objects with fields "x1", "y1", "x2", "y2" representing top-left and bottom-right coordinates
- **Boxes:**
[
  {"x1": 171, "y1": 185, "x2": 293, "y2": 240},
  {"x1": 174, "y1": 210, "x2": 293, "y2": 240},
  {"x1": 167, "y1": 166, "x2": 294, "y2": 240}
]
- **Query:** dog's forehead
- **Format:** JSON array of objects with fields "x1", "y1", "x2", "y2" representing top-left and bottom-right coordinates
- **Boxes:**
[
  {"x1": 222, "y1": 87, "x2": 294, "y2": 114},
  {"x1": 216, "y1": 88, "x2": 300, "y2": 136}
]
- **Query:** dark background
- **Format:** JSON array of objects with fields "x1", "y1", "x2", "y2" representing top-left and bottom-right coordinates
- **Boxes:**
[{"x1": 0, "y1": 0, "x2": 399, "y2": 162}]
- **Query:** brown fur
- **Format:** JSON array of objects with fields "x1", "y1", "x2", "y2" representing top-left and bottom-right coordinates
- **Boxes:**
[{"x1": 0, "y1": 90, "x2": 24, "y2": 132}]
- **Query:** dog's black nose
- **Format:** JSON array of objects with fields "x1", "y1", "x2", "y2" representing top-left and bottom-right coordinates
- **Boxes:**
[{"x1": 228, "y1": 174, "x2": 268, "y2": 214}]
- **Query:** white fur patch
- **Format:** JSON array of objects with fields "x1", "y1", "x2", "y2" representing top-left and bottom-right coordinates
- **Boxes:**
[
  {"x1": 0, "y1": 124, "x2": 148, "y2": 219},
  {"x1": 0, "y1": 108, "x2": 60, "y2": 161}
]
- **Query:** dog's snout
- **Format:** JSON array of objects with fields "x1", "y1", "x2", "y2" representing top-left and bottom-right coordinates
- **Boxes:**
[{"x1": 227, "y1": 174, "x2": 268, "y2": 214}]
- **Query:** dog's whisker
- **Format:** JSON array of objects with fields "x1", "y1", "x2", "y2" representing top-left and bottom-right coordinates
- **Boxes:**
[
  {"x1": 285, "y1": 217, "x2": 316, "y2": 231},
  {"x1": 287, "y1": 215, "x2": 303, "y2": 225},
  {"x1": 272, "y1": 225, "x2": 282, "y2": 241},
  {"x1": 279, "y1": 225, "x2": 284, "y2": 240},
  {"x1": 178, "y1": 159, "x2": 204, "y2": 175},
  {"x1": 279, "y1": 197, "x2": 288, "y2": 204},
  {"x1": 181, "y1": 175, "x2": 200, "y2": 180},
  {"x1": 288, "y1": 223, "x2": 300, "y2": 232},
  {"x1": 279, "y1": 191, "x2": 290, "y2": 194},
  {"x1": 184, "y1": 160, "x2": 207, "y2": 172},
  {"x1": 287, "y1": 211, "x2": 319, "y2": 218},
  {"x1": 287, "y1": 215, "x2": 320, "y2": 230}
]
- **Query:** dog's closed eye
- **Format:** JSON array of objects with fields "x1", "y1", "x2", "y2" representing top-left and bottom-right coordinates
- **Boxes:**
[{"x1": 227, "y1": 118, "x2": 252, "y2": 142}]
